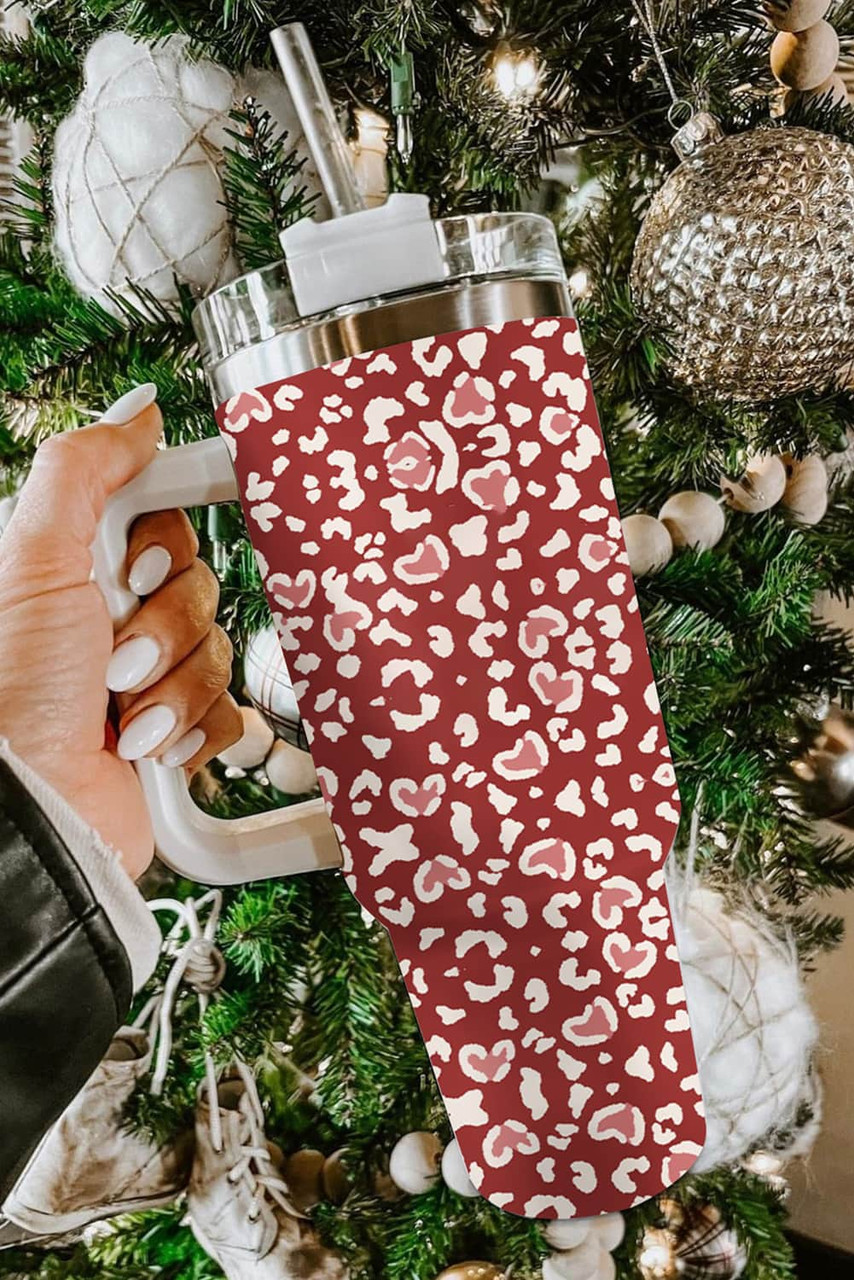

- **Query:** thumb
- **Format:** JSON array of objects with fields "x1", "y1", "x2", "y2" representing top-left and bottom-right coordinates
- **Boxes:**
[{"x1": 2, "y1": 387, "x2": 163, "y2": 590}]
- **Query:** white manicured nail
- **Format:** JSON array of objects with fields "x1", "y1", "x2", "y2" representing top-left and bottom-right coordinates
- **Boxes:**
[
  {"x1": 106, "y1": 635, "x2": 160, "y2": 692},
  {"x1": 129, "y1": 545, "x2": 172, "y2": 595},
  {"x1": 163, "y1": 727, "x2": 206, "y2": 768},
  {"x1": 101, "y1": 383, "x2": 158, "y2": 424},
  {"x1": 117, "y1": 705, "x2": 176, "y2": 761}
]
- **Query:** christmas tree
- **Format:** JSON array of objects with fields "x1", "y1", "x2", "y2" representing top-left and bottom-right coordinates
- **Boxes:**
[{"x1": 2, "y1": 1, "x2": 854, "y2": 1278}]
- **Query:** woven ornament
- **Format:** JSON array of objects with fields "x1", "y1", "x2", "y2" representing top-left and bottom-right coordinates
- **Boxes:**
[
  {"x1": 52, "y1": 33, "x2": 321, "y2": 313},
  {"x1": 673, "y1": 882, "x2": 816, "y2": 1171},
  {"x1": 632, "y1": 127, "x2": 854, "y2": 402}
]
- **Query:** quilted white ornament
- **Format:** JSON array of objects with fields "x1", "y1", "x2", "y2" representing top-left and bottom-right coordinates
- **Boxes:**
[
  {"x1": 674, "y1": 883, "x2": 817, "y2": 1171},
  {"x1": 52, "y1": 33, "x2": 323, "y2": 313}
]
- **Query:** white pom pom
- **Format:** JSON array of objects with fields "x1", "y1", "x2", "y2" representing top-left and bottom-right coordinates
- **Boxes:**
[
  {"x1": 542, "y1": 1219, "x2": 593, "y2": 1251},
  {"x1": 265, "y1": 738, "x2": 318, "y2": 795},
  {"x1": 217, "y1": 705, "x2": 274, "y2": 769},
  {"x1": 440, "y1": 1139, "x2": 479, "y2": 1197},
  {"x1": 542, "y1": 1238, "x2": 602, "y2": 1280},
  {"x1": 673, "y1": 882, "x2": 817, "y2": 1171},
  {"x1": 588, "y1": 1213, "x2": 625, "y2": 1253},
  {"x1": 388, "y1": 1132, "x2": 442, "y2": 1195}
]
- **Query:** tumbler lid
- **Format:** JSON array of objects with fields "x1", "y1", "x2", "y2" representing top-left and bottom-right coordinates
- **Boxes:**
[{"x1": 281, "y1": 193, "x2": 446, "y2": 315}]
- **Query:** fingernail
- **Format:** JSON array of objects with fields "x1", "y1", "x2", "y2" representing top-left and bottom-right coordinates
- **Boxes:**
[
  {"x1": 106, "y1": 635, "x2": 160, "y2": 692},
  {"x1": 128, "y1": 545, "x2": 172, "y2": 595},
  {"x1": 117, "y1": 705, "x2": 176, "y2": 761},
  {"x1": 162, "y1": 727, "x2": 206, "y2": 768},
  {"x1": 101, "y1": 383, "x2": 158, "y2": 425}
]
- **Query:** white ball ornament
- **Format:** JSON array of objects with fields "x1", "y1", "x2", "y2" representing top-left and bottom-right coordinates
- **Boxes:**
[
  {"x1": 389, "y1": 1131, "x2": 443, "y2": 1195},
  {"x1": 53, "y1": 33, "x2": 237, "y2": 312},
  {"x1": 217, "y1": 705, "x2": 275, "y2": 769},
  {"x1": 441, "y1": 1139, "x2": 479, "y2": 1197},
  {"x1": 622, "y1": 513, "x2": 673, "y2": 577},
  {"x1": 673, "y1": 883, "x2": 817, "y2": 1171},
  {"x1": 265, "y1": 738, "x2": 318, "y2": 796},
  {"x1": 243, "y1": 625, "x2": 302, "y2": 740},
  {"x1": 51, "y1": 34, "x2": 325, "y2": 314}
]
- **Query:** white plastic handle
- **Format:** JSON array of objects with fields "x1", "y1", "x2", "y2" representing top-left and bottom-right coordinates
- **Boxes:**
[{"x1": 91, "y1": 436, "x2": 342, "y2": 884}]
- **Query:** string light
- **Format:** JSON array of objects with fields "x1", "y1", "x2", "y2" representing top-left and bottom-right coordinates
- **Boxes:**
[
  {"x1": 639, "y1": 1228, "x2": 676, "y2": 1280},
  {"x1": 492, "y1": 44, "x2": 541, "y2": 101}
]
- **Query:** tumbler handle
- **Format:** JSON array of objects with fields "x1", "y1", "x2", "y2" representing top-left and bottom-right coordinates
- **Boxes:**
[{"x1": 91, "y1": 436, "x2": 341, "y2": 884}]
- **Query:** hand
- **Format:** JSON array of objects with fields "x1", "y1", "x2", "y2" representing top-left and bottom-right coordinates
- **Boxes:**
[{"x1": 0, "y1": 385, "x2": 242, "y2": 879}]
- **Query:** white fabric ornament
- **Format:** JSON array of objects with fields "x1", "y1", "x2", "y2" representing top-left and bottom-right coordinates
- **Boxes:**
[
  {"x1": 52, "y1": 33, "x2": 324, "y2": 313},
  {"x1": 673, "y1": 882, "x2": 817, "y2": 1172}
]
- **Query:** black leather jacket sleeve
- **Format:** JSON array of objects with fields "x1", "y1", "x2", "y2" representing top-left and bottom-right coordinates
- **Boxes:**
[{"x1": 0, "y1": 757, "x2": 132, "y2": 1198}]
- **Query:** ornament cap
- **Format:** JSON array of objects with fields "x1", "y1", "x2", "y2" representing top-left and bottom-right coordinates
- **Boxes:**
[{"x1": 670, "y1": 110, "x2": 723, "y2": 161}]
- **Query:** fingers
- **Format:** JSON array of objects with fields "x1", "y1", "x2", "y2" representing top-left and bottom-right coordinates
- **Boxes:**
[
  {"x1": 106, "y1": 559, "x2": 219, "y2": 694},
  {"x1": 163, "y1": 693, "x2": 243, "y2": 771},
  {"x1": 1, "y1": 388, "x2": 163, "y2": 593},
  {"x1": 126, "y1": 508, "x2": 199, "y2": 596},
  {"x1": 116, "y1": 625, "x2": 234, "y2": 764}
]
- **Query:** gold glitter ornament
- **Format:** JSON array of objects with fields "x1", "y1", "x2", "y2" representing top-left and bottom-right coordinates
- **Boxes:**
[{"x1": 631, "y1": 126, "x2": 854, "y2": 402}]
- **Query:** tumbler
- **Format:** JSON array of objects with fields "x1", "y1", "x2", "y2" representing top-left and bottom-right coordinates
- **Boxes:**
[{"x1": 93, "y1": 23, "x2": 704, "y2": 1218}]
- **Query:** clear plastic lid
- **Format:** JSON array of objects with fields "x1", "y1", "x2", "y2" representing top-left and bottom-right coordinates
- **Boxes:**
[{"x1": 194, "y1": 211, "x2": 564, "y2": 370}]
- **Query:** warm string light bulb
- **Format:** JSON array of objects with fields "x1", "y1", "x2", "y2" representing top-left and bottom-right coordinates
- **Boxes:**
[{"x1": 492, "y1": 45, "x2": 541, "y2": 101}]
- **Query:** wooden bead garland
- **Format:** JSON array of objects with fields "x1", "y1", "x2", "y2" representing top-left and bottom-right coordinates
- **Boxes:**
[
  {"x1": 624, "y1": 451, "x2": 829, "y2": 578},
  {"x1": 768, "y1": 0, "x2": 849, "y2": 107},
  {"x1": 770, "y1": 20, "x2": 839, "y2": 88},
  {"x1": 659, "y1": 491, "x2": 726, "y2": 549},
  {"x1": 720, "y1": 453, "x2": 787, "y2": 513}
]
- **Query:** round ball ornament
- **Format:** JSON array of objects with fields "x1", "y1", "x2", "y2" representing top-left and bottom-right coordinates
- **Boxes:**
[
  {"x1": 631, "y1": 123, "x2": 854, "y2": 402},
  {"x1": 243, "y1": 625, "x2": 303, "y2": 742},
  {"x1": 389, "y1": 1131, "x2": 442, "y2": 1195},
  {"x1": 435, "y1": 1266, "x2": 503, "y2": 1280},
  {"x1": 673, "y1": 883, "x2": 817, "y2": 1171}
]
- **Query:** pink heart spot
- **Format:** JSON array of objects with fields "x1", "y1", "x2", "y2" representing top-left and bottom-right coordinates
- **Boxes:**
[
  {"x1": 402, "y1": 542, "x2": 444, "y2": 578},
  {"x1": 607, "y1": 938, "x2": 652, "y2": 974},
  {"x1": 468, "y1": 466, "x2": 510, "y2": 512},
  {"x1": 534, "y1": 669, "x2": 581, "y2": 708},
  {"x1": 327, "y1": 609, "x2": 363, "y2": 644},
  {"x1": 565, "y1": 1000, "x2": 614, "y2": 1043},
  {"x1": 593, "y1": 1105, "x2": 637, "y2": 1143},
  {"x1": 467, "y1": 1045, "x2": 511, "y2": 1081},
  {"x1": 499, "y1": 737, "x2": 545, "y2": 776},
  {"x1": 663, "y1": 1147, "x2": 700, "y2": 1185},
  {"x1": 491, "y1": 1124, "x2": 530, "y2": 1159},
  {"x1": 521, "y1": 616, "x2": 561, "y2": 650},
  {"x1": 596, "y1": 885, "x2": 634, "y2": 916},
  {"x1": 275, "y1": 580, "x2": 314, "y2": 609},
  {"x1": 398, "y1": 780, "x2": 442, "y2": 815},
  {"x1": 527, "y1": 839, "x2": 571, "y2": 876},
  {"x1": 588, "y1": 538, "x2": 612, "y2": 563},
  {"x1": 548, "y1": 410, "x2": 575, "y2": 438},
  {"x1": 452, "y1": 376, "x2": 489, "y2": 419},
  {"x1": 421, "y1": 858, "x2": 465, "y2": 896}
]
